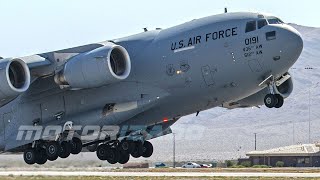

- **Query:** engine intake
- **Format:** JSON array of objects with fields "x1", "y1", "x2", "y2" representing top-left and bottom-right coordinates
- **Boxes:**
[
  {"x1": 0, "y1": 58, "x2": 31, "y2": 100},
  {"x1": 55, "y1": 42, "x2": 131, "y2": 89}
]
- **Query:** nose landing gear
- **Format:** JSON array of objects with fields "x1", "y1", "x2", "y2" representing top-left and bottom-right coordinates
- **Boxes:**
[
  {"x1": 264, "y1": 80, "x2": 284, "y2": 108},
  {"x1": 264, "y1": 94, "x2": 284, "y2": 108}
]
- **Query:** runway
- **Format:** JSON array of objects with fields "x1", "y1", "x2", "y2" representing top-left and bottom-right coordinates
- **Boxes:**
[{"x1": 1, "y1": 171, "x2": 320, "y2": 177}]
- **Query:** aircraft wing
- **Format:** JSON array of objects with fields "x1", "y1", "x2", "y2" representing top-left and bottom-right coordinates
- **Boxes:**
[{"x1": 19, "y1": 55, "x2": 51, "y2": 69}]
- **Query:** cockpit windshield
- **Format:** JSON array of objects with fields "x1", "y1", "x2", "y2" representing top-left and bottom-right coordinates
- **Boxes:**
[
  {"x1": 245, "y1": 16, "x2": 284, "y2": 33},
  {"x1": 267, "y1": 17, "x2": 284, "y2": 24}
]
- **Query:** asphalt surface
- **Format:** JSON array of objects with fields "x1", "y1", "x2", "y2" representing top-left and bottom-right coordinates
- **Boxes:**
[{"x1": 1, "y1": 171, "x2": 320, "y2": 177}]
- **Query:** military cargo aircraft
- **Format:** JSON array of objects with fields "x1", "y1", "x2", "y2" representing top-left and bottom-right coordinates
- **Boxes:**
[{"x1": 0, "y1": 12, "x2": 303, "y2": 165}]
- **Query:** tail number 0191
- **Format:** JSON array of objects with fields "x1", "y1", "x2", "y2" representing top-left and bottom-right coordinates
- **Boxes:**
[{"x1": 245, "y1": 37, "x2": 259, "y2": 45}]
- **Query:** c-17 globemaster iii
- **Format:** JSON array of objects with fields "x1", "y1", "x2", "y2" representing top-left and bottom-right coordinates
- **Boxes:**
[{"x1": 0, "y1": 12, "x2": 302, "y2": 165}]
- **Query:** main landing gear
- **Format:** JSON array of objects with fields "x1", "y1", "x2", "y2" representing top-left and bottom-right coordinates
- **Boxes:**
[
  {"x1": 23, "y1": 137, "x2": 82, "y2": 165},
  {"x1": 96, "y1": 140, "x2": 154, "y2": 164},
  {"x1": 23, "y1": 137, "x2": 154, "y2": 165}
]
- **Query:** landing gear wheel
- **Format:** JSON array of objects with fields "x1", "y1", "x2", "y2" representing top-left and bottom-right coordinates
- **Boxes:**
[
  {"x1": 36, "y1": 148, "x2": 47, "y2": 165},
  {"x1": 119, "y1": 140, "x2": 134, "y2": 154},
  {"x1": 46, "y1": 141, "x2": 60, "y2": 161},
  {"x1": 131, "y1": 141, "x2": 143, "y2": 158},
  {"x1": 96, "y1": 144, "x2": 108, "y2": 160},
  {"x1": 23, "y1": 148, "x2": 36, "y2": 165},
  {"x1": 264, "y1": 94, "x2": 277, "y2": 108},
  {"x1": 59, "y1": 141, "x2": 72, "y2": 158},
  {"x1": 142, "y1": 141, "x2": 153, "y2": 158},
  {"x1": 47, "y1": 155, "x2": 58, "y2": 161},
  {"x1": 274, "y1": 94, "x2": 284, "y2": 108},
  {"x1": 105, "y1": 147, "x2": 119, "y2": 164},
  {"x1": 71, "y1": 137, "x2": 82, "y2": 155},
  {"x1": 118, "y1": 152, "x2": 130, "y2": 164}
]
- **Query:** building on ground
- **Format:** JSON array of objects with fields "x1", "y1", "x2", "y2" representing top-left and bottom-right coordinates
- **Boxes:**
[{"x1": 240, "y1": 144, "x2": 320, "y2": 167}]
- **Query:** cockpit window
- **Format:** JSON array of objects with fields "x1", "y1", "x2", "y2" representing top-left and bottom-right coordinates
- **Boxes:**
[
  {"x1": 258, "y1": 19, "x2": 268, "y2": 29},
  {"x1": 245, "y1": 21, "x2": 256, "y2": 33},
  {"x1": 267, "y1": 17, "x2": 284, "y2": 24}
]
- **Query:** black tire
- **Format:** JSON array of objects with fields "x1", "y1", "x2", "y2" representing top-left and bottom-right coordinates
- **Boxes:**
[
  {"x1": 274, "y1": 94, "x2": 284, "y2": 108},
  {"x1": 118, "y1": 152, "x2": 130, "y2": 164},
  {"x1": 131, "y1": 141, "x2": 143, "y2": 158},
  {"x1": 119, "y1": 140, "x2": 134, "y2": 154},
  {"x1": 96, "y1": 144, "x2": 108, "y2": 160},
  {"x1": 264, "y1": 94, "x2": 276, "y2": 108},
  {"x1": 47, "y1": 155, "x2": 58, "y2": 161},
  {"x1": 45, "y1": 141, "x2": 60, "y2": 161},
  {"x1": 142, "y1": 141, "x2": 153, "y2": 158},
  {"x1": 106, "y1": 147, "x2": 119, "y2": 164},
  {"x1": 71, "y1": 137, "x2": 82, "y2": 155},
  {"x1": 59, "y1": 141, "x2": 72, "y2": 159},
  {"x1": 36, "y1": 148, "x2": 47, "y2": 165},
  {"x1": 23, "y1": 148, "x2": 36, "y2": 165}
]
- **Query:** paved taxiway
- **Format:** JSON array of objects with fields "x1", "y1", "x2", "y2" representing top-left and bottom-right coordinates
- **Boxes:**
[{"x1": 1, "y1": 171, "x2": 320, "y2": 177}]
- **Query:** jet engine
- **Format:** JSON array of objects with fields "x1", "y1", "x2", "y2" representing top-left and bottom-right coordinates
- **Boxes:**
[
  {"x1": 225, "y1": 72, "x2": 293, "y2": 108},
  {"x1": 0, "y1": 58, "x2": 31, "y2": 101},
  {"x1": 55, "y1": 42, "x2": 131, "y2": 89}
]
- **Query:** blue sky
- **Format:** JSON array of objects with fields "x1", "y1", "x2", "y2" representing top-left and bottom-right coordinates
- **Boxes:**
[{"x1": 0, "y1": 0, "x2": 318, "y2": 57}]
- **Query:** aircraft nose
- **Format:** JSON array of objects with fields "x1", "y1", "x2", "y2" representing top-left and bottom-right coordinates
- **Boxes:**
[{"x1": 285, "y1": 25, "x2": 303, "y2": 62}]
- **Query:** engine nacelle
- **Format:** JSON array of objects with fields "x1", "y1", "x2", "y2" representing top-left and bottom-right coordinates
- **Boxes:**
[
  {"x1": 225, "y1": 72, "x2": 293, "y2": 108},
  {"x1": 55, "y1": 42, "x2": 131, "y2": 89},
  {"x1": 0, "y1": 58, "x2": 31, "y2": 101}
]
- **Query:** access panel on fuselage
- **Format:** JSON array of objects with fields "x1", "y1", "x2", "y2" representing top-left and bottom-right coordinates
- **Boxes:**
[{"x1": 40, "y1": 95, "x2": 65, "y2": 124}]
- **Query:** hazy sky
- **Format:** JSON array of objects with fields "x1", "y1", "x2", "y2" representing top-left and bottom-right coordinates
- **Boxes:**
[{"x1": 0, "y1": 0, "x2": 318, "y2": 57}]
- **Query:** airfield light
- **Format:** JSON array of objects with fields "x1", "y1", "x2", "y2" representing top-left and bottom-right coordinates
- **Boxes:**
[{"x1": 163, "y1": 118, "x2": 169, "y2": 122}]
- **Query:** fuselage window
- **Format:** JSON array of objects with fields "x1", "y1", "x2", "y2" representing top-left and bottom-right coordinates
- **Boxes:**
[
  {"x1": 267, "y1": 18, "x2": 284, "y2": 24},
  {"x1": 258, "y1": 19, "x2": 268, "y2": 29},
  {"x1": 266, "y1": 31, "x2": 276, "y2": 41},
  {"x1": 245, "y1": 21, "x2": 256, "y2": 33}
]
